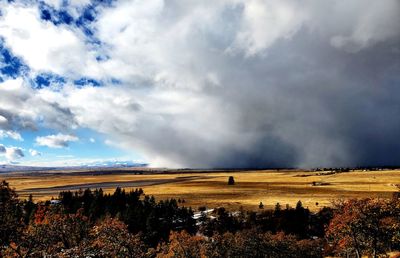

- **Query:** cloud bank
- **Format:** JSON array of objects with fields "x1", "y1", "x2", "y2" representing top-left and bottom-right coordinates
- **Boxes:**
[{"x1": 0, "y1": 0, "x2": 399, "y2": 168}]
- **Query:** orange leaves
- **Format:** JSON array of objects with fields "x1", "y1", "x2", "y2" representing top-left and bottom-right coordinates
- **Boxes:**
[
  {"x1": 156, "y1": 229, "x2": 323, "y2": 258},
  {"x1": 84, "y1": 217, "x2": 148, "y2": 257},
  {"x1": 157, "y1": 230, "x2": 207, "y2": 258},
  {"x1": 326, "y1": 198, "x2": 400, "y2": 257},
  {"x1": 33, "y1": 205, "x2": 48, "y2": 224}
]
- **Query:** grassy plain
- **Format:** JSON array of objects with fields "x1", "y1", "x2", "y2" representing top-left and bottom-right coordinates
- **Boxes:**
[{"x1": 1, "y1": 169, "x2": 400, "y2": 211}]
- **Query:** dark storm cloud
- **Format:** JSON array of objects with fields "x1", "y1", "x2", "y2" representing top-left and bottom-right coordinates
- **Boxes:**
[
  {"x1": 98, "y1": 0, "x2": 400, "y2": 168},
  {"x1": 0, "y1": 0, "x2": 399, "y2": 168}
]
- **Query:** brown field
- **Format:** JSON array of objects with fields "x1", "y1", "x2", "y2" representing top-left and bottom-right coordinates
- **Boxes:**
[{"x1": 1, "y1": 169, "x2": 400, "y2": 211}]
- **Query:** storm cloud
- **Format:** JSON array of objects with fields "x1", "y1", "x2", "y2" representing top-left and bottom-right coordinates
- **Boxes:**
[{"x1": 0, "y1": 0, "x2": 399, "y2": 168}]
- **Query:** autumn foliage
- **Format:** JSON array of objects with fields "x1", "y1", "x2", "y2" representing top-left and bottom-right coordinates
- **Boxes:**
[
  {"x1": 326, "y1": 198, "x2": 400, "y2": 258},
  {"x1": 1, "y1": 180, "x2": 400, "y2": 257}
]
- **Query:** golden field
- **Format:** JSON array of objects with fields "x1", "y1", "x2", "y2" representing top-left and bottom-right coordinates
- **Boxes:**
[{"x1": 1, "y1": 169, "x2": 400, "y2": 211}]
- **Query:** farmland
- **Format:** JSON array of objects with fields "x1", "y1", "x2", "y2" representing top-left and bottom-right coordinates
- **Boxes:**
[{"x1": 1, "y1": 169, "x2": 399, "y2": 211}]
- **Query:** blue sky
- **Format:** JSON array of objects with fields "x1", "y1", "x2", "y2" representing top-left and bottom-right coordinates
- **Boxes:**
[
  {"x1": 0, "y1": 126, "x2": 143, "y2": 166},
  {"x1": 0, "y1": 0, "x2": 399, "y2": 168}
]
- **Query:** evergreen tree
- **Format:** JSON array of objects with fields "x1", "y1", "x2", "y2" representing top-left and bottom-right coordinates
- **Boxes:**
[
  {"x1": 228, "y1": 176, "x2": 235, "y2": 185},
  {"x1": 0, "y1": 181, "x2": 24, "y2": 250}
]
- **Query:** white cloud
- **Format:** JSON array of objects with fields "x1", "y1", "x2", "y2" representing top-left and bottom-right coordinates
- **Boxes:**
[
  {"x1": 0, "y1": 145, "x2": 24, "y2": 161},
  {"x1": 328, "y1": 1, "x2": 400, "y2": 52},
  {"x1": 0, "y1": 78, "x2": 78, "y2": 131},
  {"x1": 69, "y1": 0, "x2": 91, "y2": 7},
  {"x1": 0, "y1": 3, "x2": 102, "y2": 78},
  {"x1": 5, "y1": 147, "x2": 24, "y2": 161},
  {"x1": 0, "y1": 115, "x2": 7, "y2": 127},
  {"x1": 89, "y1": 138, "x2": 95, "y2": 143},
  {"x1": 0, "y1": 130, "x2": 23, "y2": 141},
  {"x1": 42, "y1": 0, "x2": 63, "y2": 9},
  {"x1": 0, "y1": 78, "x2": 37, "y2": 130},
  {"x1": 230, "y1": 0, "x2": 307, "y2": 56},
  {"x1": 36, "y1": 133, "x2": 79, "y2": 148},
  {"x1": 29, "y1": 149, "x2": 41, "y2": 157}
]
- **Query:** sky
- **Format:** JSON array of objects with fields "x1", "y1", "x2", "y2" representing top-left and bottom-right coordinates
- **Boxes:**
[{"x1": 0, "y1": 0, "x2": 399, "y2": 168}]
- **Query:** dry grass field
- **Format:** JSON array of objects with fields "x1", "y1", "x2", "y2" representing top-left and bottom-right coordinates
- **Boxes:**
[{"x1": 1, "y1": 169, "x2": 400, "y2": 211}]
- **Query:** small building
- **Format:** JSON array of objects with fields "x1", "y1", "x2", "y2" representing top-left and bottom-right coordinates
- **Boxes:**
[{"x1": 50, "y1": 199, "x2": 61, "y2": 205}]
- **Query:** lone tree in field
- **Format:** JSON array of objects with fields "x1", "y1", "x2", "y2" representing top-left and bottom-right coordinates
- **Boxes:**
[{"x1": 228, "y1": 176, "x2": 235, "y2": 185}]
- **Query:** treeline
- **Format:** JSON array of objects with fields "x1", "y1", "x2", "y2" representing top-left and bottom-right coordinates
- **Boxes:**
[
  {"x1": 58, "y1": 187, "x2": 196, "y2": 246},
  {"x1": 1, "y1": 180, "x2": 400, "y2": 257}
]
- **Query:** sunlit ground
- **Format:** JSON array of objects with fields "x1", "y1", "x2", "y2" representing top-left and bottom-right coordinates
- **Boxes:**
[{"x1": 2, "y1": 169, "x2": 399, "y2": 211}]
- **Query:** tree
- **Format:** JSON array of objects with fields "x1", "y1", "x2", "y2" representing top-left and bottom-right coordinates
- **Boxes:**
[
  {"x1": 22, "y1": 194, "x2": 36, "y2": 225},
  {"x1": 0, "y1": 180, "x2": 23, "y2": 253},
  {"x1": 204, "y1": 229, "x2": 322, "y2": 258},
  {"x1": 157, "y1": 230, "x2": 206, "y2": 258},
  {"x1": 274, "y1": 202, "x2": 281, "y2": 215},
  {"x1": 78, "y1": 217, "x2": 148, "y2": 258},
  {"x1": 9, "y1": 206, "x2": 91, "y2": 257},
  {"x1": 228, "y1": 176, "x2": 235, "y2": 185},
  {"x1": 326, "y1": 198, "x2": 400, "y2": 258},
  {"x1": 296, "y1": 200, "x2": 303, "y2": 210}
]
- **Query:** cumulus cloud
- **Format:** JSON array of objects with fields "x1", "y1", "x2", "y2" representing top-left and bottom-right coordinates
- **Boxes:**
[
  {"x1": 5, "y1": 147, "x2": 24, "y2": 161},
  {"x1": 36, "y1": 133, "x2": 79, "y2": 148},
  {"x1": 0, "y1": 130, "x2": 23, "y2": 141},
  {"x1": 0, "y1": 1, "x2": 399, "y2": 168},
  {"x1": 0, "y1": 3, "x2": 102, "y2": 78},
  {"x1": 29, "y1": 149, "x2": 41, "y2": 157},
  {"x1": 0, "y1": 78, "x2": 78, "y2": 131},
  {"x1": 0, "y1": 144, "x2": 24, "y2": 161},
  {"x1": 230, "y1": 0, "x2": 307, "y2": 56}
]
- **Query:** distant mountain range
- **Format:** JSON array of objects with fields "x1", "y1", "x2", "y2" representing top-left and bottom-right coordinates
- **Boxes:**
[
  {"x1": 0, "y1": 161, "x2": 147, "y2": 173},
  {"x1": 80, "y1": 160, "x2": 147, "y2": 168}
]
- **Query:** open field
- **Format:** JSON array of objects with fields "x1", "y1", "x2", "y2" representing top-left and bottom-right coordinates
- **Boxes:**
[{"x1": 1, "y1": 169, "x2": 400, "y2": 211}]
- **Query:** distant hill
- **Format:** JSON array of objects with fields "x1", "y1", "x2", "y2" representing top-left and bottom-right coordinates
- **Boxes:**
[{"x1": 0, "y1": 161, "x2": 147, "y2": 173}]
